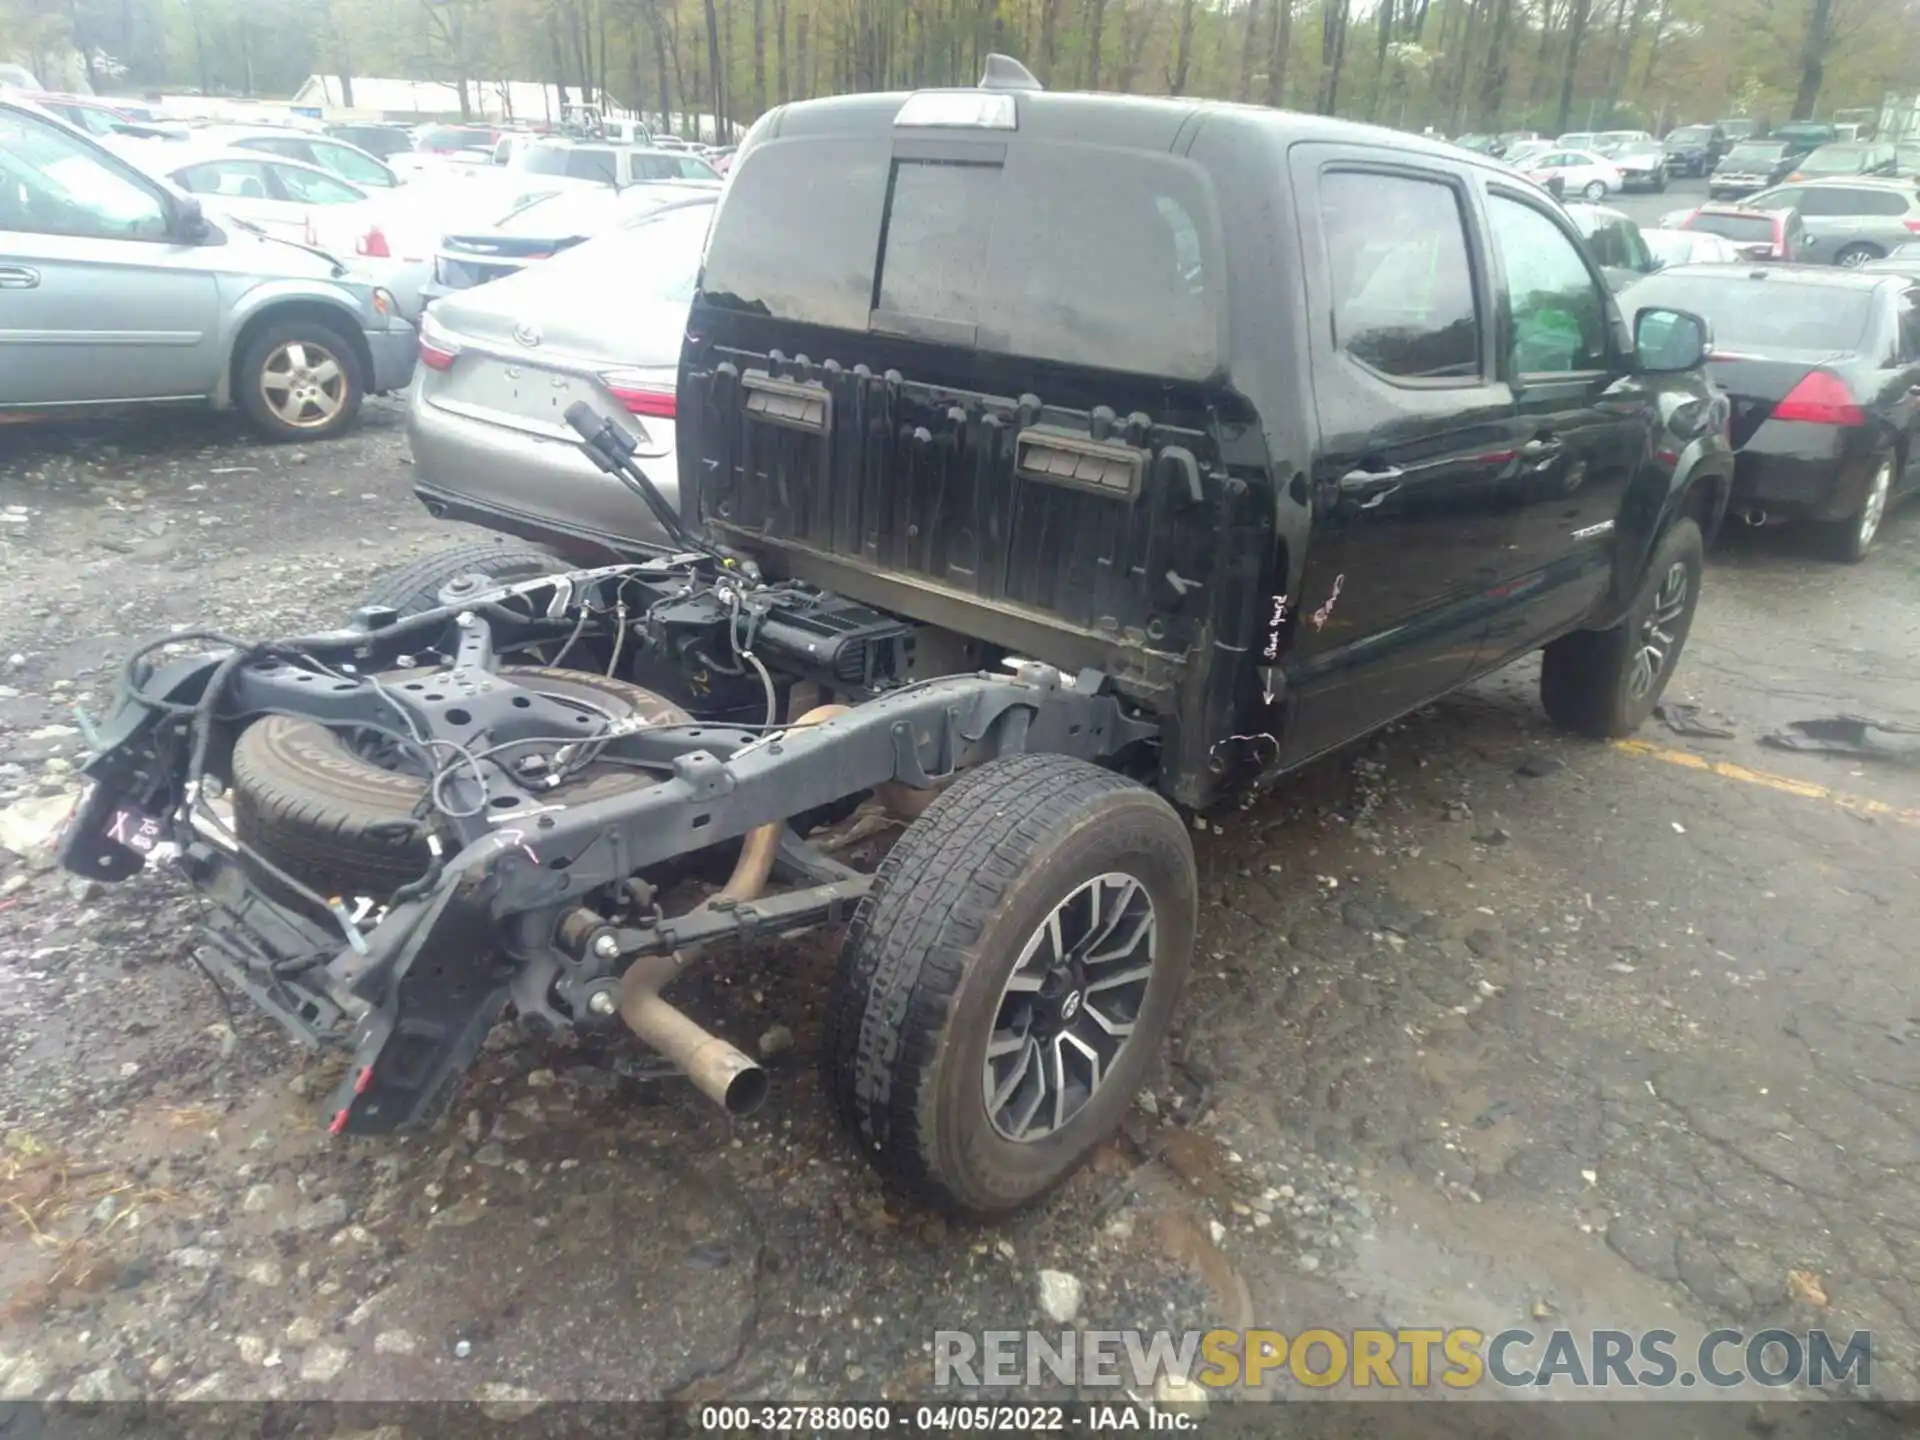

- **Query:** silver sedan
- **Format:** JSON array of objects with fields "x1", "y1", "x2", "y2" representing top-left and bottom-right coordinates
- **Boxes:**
[{"x1": 406, "y1": 196, "x2": 714, "y2": 556}]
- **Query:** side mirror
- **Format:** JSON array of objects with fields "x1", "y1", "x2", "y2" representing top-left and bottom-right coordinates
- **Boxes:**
[
  {"x1": 173, "y1": 192, "x2": 209, "y2": 242},
  {"x1": 1634, "y1": 306, "x2": 1711, "y2": 372}
]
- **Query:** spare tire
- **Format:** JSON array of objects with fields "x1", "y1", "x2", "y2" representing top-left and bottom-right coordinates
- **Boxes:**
[
  {"x1": 230, "y1": 666, "x2": 690, "y2": 906},
  {"x1": 362, "y1": 542, "x2": 561, "y2": 619}
]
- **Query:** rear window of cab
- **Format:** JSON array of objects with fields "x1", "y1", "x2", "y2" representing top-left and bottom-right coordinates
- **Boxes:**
[{"x1": 699, "y1": 134, "x2": 1224, "y2": 381}]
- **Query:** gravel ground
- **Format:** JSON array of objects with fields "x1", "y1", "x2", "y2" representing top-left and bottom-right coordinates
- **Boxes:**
[{"x1": 1, "y1": 399, "x2": 1917, "y2": 1432}]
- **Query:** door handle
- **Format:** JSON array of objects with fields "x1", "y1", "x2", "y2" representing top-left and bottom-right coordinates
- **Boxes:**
[
  {"x1": 0, "y1": 266, "x2": 40, "y2": 289},
  {"x1": 1337, "y1": 466, "x2": 1404, "y2": 509}
]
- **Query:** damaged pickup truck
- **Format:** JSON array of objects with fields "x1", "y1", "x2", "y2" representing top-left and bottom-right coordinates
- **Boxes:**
[{"x1": 60, "y1": 61, "x2": 1733, "y2": 1215}]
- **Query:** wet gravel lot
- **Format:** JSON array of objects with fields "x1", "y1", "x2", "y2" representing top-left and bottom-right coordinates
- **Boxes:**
[{"x1": 0, "y1": 397, "x2": 1917, "y2": 1432}]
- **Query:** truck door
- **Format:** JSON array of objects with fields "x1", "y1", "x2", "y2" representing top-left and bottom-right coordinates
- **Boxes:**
[
  {"x1": 1477, "y1": 185, "x2": 1652, "y2": 664},
  {"x1": 1281, "y1": 152, "x2": 1520, "y2": 763}
]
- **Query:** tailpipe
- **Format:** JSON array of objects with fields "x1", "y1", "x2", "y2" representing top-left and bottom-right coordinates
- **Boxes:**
[
  {"x1": 619, "y1": 988, "x2": 768, "y2": 1115},
  {"x1": 615, "y1": 702, "x2": 852, "y2": 1117},
  {"x1": 1740, "y1": 508, "x2": 1769, "y2": 528}
]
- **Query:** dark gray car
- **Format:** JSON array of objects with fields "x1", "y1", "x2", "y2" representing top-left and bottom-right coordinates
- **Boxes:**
[{"x1": 1744, "y1": 178, "x2": 1920, "y2": 267}]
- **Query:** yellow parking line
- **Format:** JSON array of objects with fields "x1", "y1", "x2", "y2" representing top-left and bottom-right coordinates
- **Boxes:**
[{"x1": 1613, "y1": 739, "x2": 1920, "y2": 827}]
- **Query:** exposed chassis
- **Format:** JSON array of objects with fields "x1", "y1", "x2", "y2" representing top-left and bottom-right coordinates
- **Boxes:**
[{"x1": 60, "y1": 563, "x2": 1158, "y2": 1137}]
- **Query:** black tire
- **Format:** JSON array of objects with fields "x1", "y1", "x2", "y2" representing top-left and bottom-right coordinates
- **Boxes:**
[
  {"x1": 1541, "y1": 518, "x2": 1704, "y2": 739},
  {"x1": 1822, "y1": 446, "x2": 1896, "y2": 563},
  {"x1": 235, "y1": 318, "x2": 364, "y2": 442},
  {"x1": 362, "y1": 541, "x2": 561, "y2": 619},
  {"x1": 823, "y1": 753, "x2": 1196, "y2": 1215},
  {"x1": 230, "y1": 667, "x2": 688, "y2": 906},
  {"x1": 1835, "y1": 243, "x2": 1883, "y2": 269},
  {"x1": 1583, "y1": 179, "x2": 1608, "y2": 200}
]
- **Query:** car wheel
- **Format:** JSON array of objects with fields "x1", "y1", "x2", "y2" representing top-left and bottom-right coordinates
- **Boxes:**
[
  {"x1": 823, "y1": 753, "x2": 1196, "y2": 1215},
  {"x1": 1541, "y1": 518, "x2": 1704, "y2": 739},
  {"x1": 1824, "y1": 448, "x2": 1895, "y2": 563},
  {"x1": 230, "y1": 666, "x2": 688, "y2": 911},
  {"x1": 1834, "y1": 243, "x2": 1883, "y2": 268},
  {"x1": 1583, "y1": 179, "x2": 1609, "y2": 200},
  {"x1": 236, "y1": 319, "x2": 363, "y2": 442}
]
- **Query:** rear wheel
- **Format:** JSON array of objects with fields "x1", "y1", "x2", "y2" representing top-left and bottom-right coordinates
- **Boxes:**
[
  {"x1": 1835, "y1": 243, "x2": 1883, "y2": 269},
  {"x1": 1583, "y1": 179, "x2": 1609, "y2": 200},
  {"x1": 823, "y1": 754, "x2": 1196, "y2": 1215},
  {"x1": 1824, "y1": 449, "x2": 1895, "y2": 563},
  {"x1": 1541, "y1": 518, "x2": 1704, "y2": 739}
]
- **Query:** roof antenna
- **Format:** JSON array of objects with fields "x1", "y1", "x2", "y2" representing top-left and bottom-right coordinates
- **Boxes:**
[{"x1": 979, "y1": 53, "x2": 1044, "y2": 91}]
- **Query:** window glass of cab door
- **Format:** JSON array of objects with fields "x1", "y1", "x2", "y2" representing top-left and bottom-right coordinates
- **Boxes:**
[
  {"x1": 1896, "y1": 288, "x2": 1920, "y2": 363},
  {"x1": 1317, "y1": 168, "x2": 1483, "y2": 382},
  {"x1": 1485, "y1": 192, "x2": 1612, "y2": 376},
  {"x1": 0, "y1": 108, "x2": 170, "y2": 239}
]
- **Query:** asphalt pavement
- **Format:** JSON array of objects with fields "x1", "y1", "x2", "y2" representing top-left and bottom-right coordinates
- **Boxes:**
[{"x1": 0, "y1": 368, "x2": 1916, "y2": 1428}]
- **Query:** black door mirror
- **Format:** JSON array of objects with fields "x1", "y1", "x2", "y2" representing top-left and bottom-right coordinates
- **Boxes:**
[
  {"x1": 173, "y1": 192, "x2": 210, "y2": 242},
  {"x1": 1633, "y1": 306, "x2": 1712, "y2": 372}
]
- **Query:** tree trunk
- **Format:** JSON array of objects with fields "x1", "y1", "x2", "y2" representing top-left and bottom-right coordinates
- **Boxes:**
[
  {"x1": 1168, "y1": 0, "x2": 1196, "y2": 94},
  {"x1": 1368, "y1": 0, "x2": 1392, "y2": 119},
  {"x1": 1554, "y1": 0, "x2": 1592, "y2": 133},
  {"x1": 1480, "y1": 0, "x2": 1511, "y2": 126},
  {"x1": 1317, "y1": 0, "x2": 1351, "y2": 115},
  {"x1": 705, "y1": 0, "x2": 726, "y2": 138},
  {"x1": 1529, "y1": 0, "x2": 1560, "y2": 107},
  {"x1": 1236, "y1": 0, "x2": 1264, "y2": 101},
  {"x1": 1264, "y1": 0, "x2": 1291, "y2": 106},
  {"x1": 1039, "y1": 0, "x2": 1062, "y2": 82},
  {"x1": 1638, "y1": 0, "x2": 1668, "y2": 91},
  {"x1": 650, "y1": 3, "x2": 674, "y2": 126},
  {"x1": 1117, "y1": 0, "x2": 1154, "y2": 91},
  {"x1": 1087, "y1": 0, "x2": 1108, "y2": 87},
  {"x1": 1603, "y1": 0, "x2": 1647, "y2": 113},
  {"x1": 775, "y1": 0, "x2": 789, "y2": 102},
  {"x1": 1594, "y1": 0, "x2": 1629, "y2": 117},
  {"x1": 1791, "y1": 0, "x2": 1833, "y2": 120},
  {"x1": 795, "y1": 8, "x2": 810, "y2": 99},
  {"x1": 67, "y1": 0, "x2": 99, "y2": 91},
  {"x1": 1444, "y1": 0, "x2": 1478, "y2": 130},
  {"x1": 753, "y1": 0, "x2": 767, "y2": 113}
]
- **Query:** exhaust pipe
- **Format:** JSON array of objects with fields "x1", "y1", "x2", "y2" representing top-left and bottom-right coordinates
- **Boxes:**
[
  {"x1": 615, "y1": 704, "x2": 852, "y2": 1116},
  {"x1": 1741, "y1": 508, "x2": 1769, "y2": 527}
]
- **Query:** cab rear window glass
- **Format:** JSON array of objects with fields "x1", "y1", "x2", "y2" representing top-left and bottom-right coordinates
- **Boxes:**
[
  {"x1": 702, "y1": 137, "x2": 1222, "y2": 380},
  {"x1": 1688, "y1": 212, "x2": 1775, "y2": 242}
]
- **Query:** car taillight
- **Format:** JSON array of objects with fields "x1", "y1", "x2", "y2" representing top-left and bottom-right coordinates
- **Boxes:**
[
  {"x1": 357, "y1": 226, "x2": 391, "y2": 258},
  {"x1": 1904, "y1": 219, "x2": 1920, "y2": 233},
  {"x1": 1773, "y1": 371, "x2": 1864, "y2": 427},
  {"x1": 417, "y1": 314, "x2": 460, "y2": 372},
  {"x1": 601, "y1": 370, "x2": 676, "y2": 418}
]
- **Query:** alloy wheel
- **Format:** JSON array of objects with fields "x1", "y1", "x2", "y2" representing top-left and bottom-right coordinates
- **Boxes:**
[
  {"x1": 1857, "y1": 458, "x2": 1893, "y2": 550},
  {"x1": 1629, "y1": 561, "x2": 1689, "y2": 699},
  {"x1": 259, "y1": 341, "x2": 348, "y2": 429},
  {"x1": 983, "y1": 872, "x2": 1157, "y2": 1144}
]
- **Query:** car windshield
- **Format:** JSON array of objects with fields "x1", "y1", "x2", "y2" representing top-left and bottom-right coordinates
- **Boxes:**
[
  {"x1": 0, "y1": 110, "x2": 170, "y2": 237},
  {"x1": 1637, "y1": 275, "x2": 1873, "y2": 353},
  {"x1": 1798, "y1": 145, "x2": 1872, "y2": 173},
  {"x1": 1724, "y1": 144, "x2": 1787, "y2": 166},
  {"x1": 492, "y1": 184, "x2": 675, "y2": 236},
  {"x1": 513, "y1": 144, "x2": 618, "y2": 183},
  {"x1": 535, "y1": 200, "x2": 714, "y2": 304},
  {"x1": 1667, "y1": 127, "x2": 1712, "y2": 144},
  {"x1": 1774, "y1": 125, "x2": 1834, "y2": 147},
  {"x1": 418, "y1": 126, "x2": 492, "y2": 151},
  {"x1": 1616, "y1": 142, "x2": 1664, "y2": 158},
  {"x1": 1687, "y1": 211, "x2": 1776, "y2": 242},
  {"x1": 331, "y1": 126, "x2": 414, "y2": 158}
]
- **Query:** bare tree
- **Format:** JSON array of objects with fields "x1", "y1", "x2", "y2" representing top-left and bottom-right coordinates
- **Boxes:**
[
  {"x1": 1554, "y1": 0, "x2": 1592, "y2": 132},
  {"x1": 1317, "y1": 0, "x2": 1352, "y2": 114},
  {"x1": 1791, "y1": 0, "x2": 1837, "y2": 119},
  {"x1": 1264, "y1": 0, "x2": 1292, "y2": 106},
  {"x1": 703, "y1": 0, "x2": 724, "y2": 135},
  {"x1": 1115, "y1": 0, "x2": 1156, "y2": 91},
  {"x1": 1238, "y1": 0, "x2": 1265, "y2": 101},
  {"x1": 1087, "y1": 0, "x2": 1109, "y2": 86},
  {"x1": 753, "y1": 0, "x2": 766, "y2": 112},
  {"x1": 775, "y1": 0, "x2": 788, "y2": 102},
  {"x1": 1168, "y1": 0, "x2": 1196, "y2": 94}
]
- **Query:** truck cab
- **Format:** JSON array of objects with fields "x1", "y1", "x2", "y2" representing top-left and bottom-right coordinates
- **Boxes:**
[{"x1": 679, "y1": 73, "x2": 1733, "y2": 806}]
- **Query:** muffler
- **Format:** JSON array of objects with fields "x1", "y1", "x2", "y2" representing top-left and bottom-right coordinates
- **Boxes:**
[
  {"x1": 614, "y1": 704, "x2": 852, "y2": 1116},
  {"x1": 1740, "y1": 508, "x2": 1769, "y2": 527}
]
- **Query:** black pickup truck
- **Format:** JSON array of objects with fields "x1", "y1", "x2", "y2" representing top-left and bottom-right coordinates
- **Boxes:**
[{"x1": 61, "y1": 60, "x2": 1732, "y2": 1217}]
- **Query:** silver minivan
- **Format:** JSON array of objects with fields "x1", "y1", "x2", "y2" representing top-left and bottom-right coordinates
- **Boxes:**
[{"x1": 0, "y1": 100, "x2": 415, "y2": 440}]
